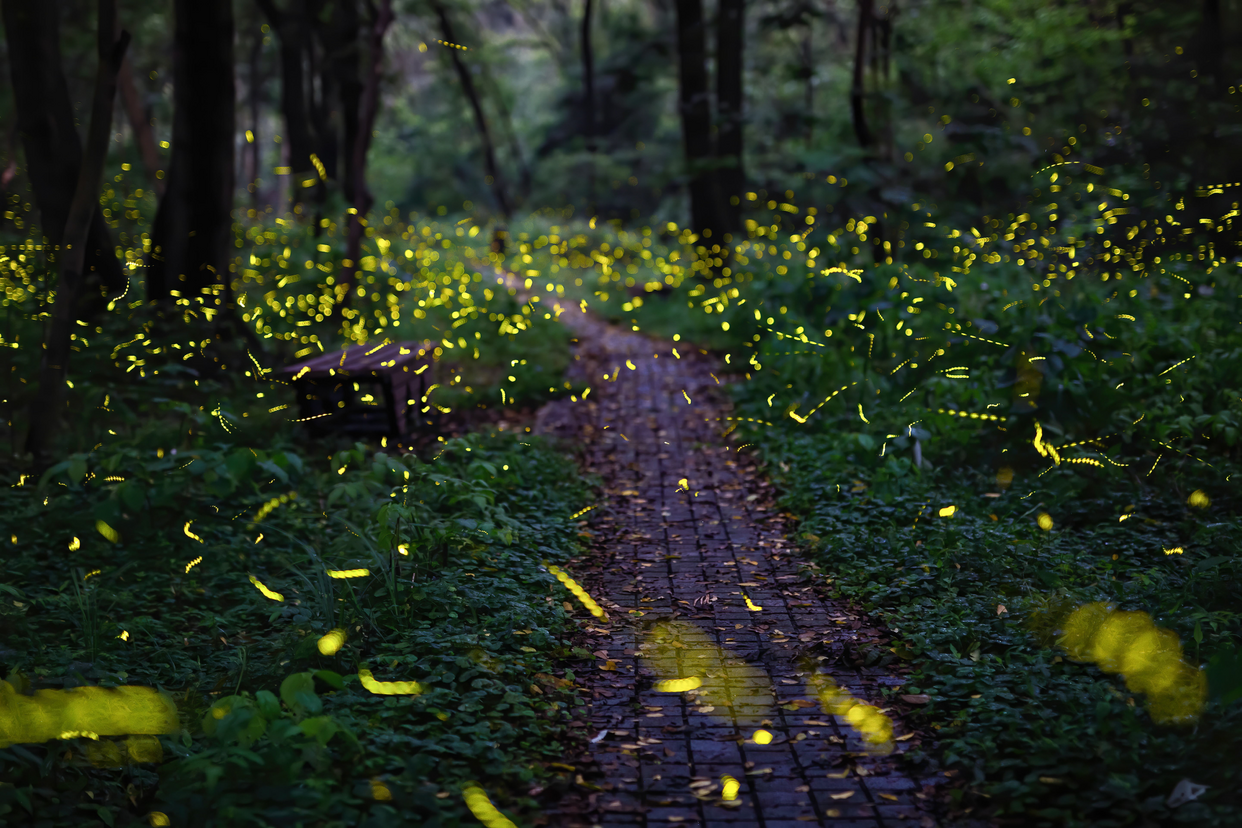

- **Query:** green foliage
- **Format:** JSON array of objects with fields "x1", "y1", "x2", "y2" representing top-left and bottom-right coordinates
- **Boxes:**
[
  {"x1": 755, "y1": 431, "x2": 1242, "y2": 825},
  {"x1": 0, "y1": 429, "x2": 595, "y2": 827}
]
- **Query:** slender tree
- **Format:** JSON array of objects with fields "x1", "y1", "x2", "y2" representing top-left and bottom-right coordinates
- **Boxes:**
[
  {"x1": 25, "y1": 0, "x2": 129, "y2": 464},
  {"x1": 328, "y1": 0, "x2": 365, "y2": 206},
  {"x1": 247, "y1": 26, "x2": 264, "y2": 211},
  {"x1": 115, "y1": 14, "x2": 164, "y2": 198},
  {"x1": 432, "y1": 1, "x2": 512, "y2": 218},
  {"x1": 716, "y1": 0, "x2": 745, "y2": 236},
  {"x1": 338, "y1": 0, "x2": 394, "y2": 305},
  {"x1": 850, "y1": 0, "x2": 874, "y2": 149},
  {"x1": 2, "y1": 0, "x2": 127, "y2": 314},
  {"x1": 674, "y1": 0, "x2": 722, "y2": 239},
  {"x1": 146, "y1": 0, "x2": 236, "y2": 301},
  {"x1": 581, "y1": 0, "x2": 596, "y2": 212},
  {"x1": 255, "y1": 0, "x2": 321, "y2": 205}
]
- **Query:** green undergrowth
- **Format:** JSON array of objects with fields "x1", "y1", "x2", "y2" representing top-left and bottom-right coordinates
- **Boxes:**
[
  {"x1": 0, "y1": 428, "x2": 596, "y2": 827},
  {"x1": 747, "y1": 430, "x2": 1242, "y2": 826}
]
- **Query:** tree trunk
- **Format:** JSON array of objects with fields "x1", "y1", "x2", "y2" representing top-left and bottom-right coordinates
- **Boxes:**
[
  {"x1": 1198, "y1": 0, "x2": 1223, "y2": 95},
  {"x1": 850, "y1": 0, "x2": 873, "y2": 150},
  {"x1": 581, "y1": 0, "x2": 596, "y2": 212},
  {"x1": 802, "y1": 27, "x2": 813, "y2": 143},
  {"x1": 716, "y1": 0, "x2": 744, "y2": 238},
  {"x1": 248, "y1": 28, "x2": 263, "y2": 211},
  {"x1": 674, "y1": 0, "x2": 720, "y2": 240},
  {"x1": 432, "y1": 1, "x2": 511, "y2": 219},
  {"x1": 115, "y1": 32, "x2": 164, "y2": 197},
  {"x1": 2, "y1": 0, "x2": 126, "y2": 313},
  {"x1": 146, "y1": 0, "x2": 235, "y2": 302},
  {"x1": 255, "y1": 0, "x2": 319, "y2": 207},
  {"x1": 338, "y1": 0, "x2": 393, "y2": 310},
  {"x1": 25, "y1": 0, "x2": 129, "y2": 465},
  {"x1": 331, "y1": 0, "x2": 364, "y2": 205}
]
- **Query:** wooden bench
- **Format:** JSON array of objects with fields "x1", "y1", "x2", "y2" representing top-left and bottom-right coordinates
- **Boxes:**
[{"x1": 277, "y1": 341, "x2": 436, "y2": 439}]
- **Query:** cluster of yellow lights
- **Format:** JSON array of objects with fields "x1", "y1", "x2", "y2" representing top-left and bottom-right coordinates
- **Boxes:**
[
  {"x1": 547, "y1": 564, "x2": 608, "y2": 619},
  {"x1": 1060, "y1": 602, "x2": 1206, "y2": 724},
  {"x1": 462, "y1": 782, "x2": 518, "y2": 828},
  {"x1": 358, "y1": 668, "x2": 422, "y2": 696}
]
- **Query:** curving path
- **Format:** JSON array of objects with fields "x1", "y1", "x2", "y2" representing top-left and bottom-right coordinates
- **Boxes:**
[{"x1": 534, "y1": 306, "x2": 940, "y2": 828}]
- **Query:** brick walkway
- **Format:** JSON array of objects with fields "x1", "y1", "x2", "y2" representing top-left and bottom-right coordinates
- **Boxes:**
[{"x1": 538, "y1": 312, "x2": 937, "y2": 828}]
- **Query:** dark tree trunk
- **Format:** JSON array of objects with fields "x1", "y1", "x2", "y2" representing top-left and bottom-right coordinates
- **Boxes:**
[
  {"x1": 2, "y1": 0, "x2": 126, "y2": 313},
  {"x1": 674, "y1": 0, "x2": 720, "y2": 240},
  {"x1": 850, "y1": 0, "x2": 873, "y2": 150},
  {"x1": 255, "y1": 0, "x2": 319, "y2": 206},
  {"x1": 338, "y1": 0, "x2": 393, "y2": 307},
  {"x1": 1198, "y1": 0, "x2": 1223, "y2": 94},
  {"x1": 25, "y1": 0, "x2": 129, "y2": 464},
  {"x1": 802, "y1": 28, "x2": 813, "y2": 143},
  {"x1": 147, "y1": 0, "x2": 235, "y2": 301},
  {"x1": 311, "y1": 0, "x2": 359, "y2": 188},
  {"x1": 581, "y1": 0, "x2": 596, "y2": 211},
  {"x1": 335, "y1": 0, "x2": 362, "y2": 206},
  {"x1": 248, "y1": 28, "x2": 263, "y2": 211},
  {"x1": 716, "y1": 0, "x2": 744, "y2": 237},
  {"x1": 433, "y1": 1, "x2": 511, "y2": 219},
  {"x1": 115, "y1": 13, "x2": 164, "y2": 198}
]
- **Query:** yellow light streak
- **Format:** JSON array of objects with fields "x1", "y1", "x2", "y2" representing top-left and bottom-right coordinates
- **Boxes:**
[
  {"x1": 654, "y1": 677, "x2": 703, "y2": 693},
  {"x1": 358, "y1": 668, "x2": 422, "y2": 696},
  {"x1": 1060, "y1": 602, "x2": 1205, "y2": 724},
  {"x1": 547, "y1": 564, "x2": 608, "y2": 619},
  {"x1": 96, "y1": 521, "x2": 119, "y2": 543},
  {"x1": 0, "y1": 681, "x2": 179, "y2": 748},
  {"x1": 326, "y1": 568, "x2": 370, "y2": 579},
  {"x1": 183, "y1": 521, "x2": 203, "y2": 543},
  {"x1": 248, "y1": 574, "x2": 284, "y2": 601},
  {"x1": 462, "y1": 783, "x2": 518, "y2": 828},
  {"x1": 317, "y1": 628, "x2": 347, "y2": 655}
]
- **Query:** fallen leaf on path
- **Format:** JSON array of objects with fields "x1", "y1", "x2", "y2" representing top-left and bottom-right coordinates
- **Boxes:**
[
  {"x1": 829, "y1": 791, "x2": 854, "y2": 800},
  {"x1": 901, "y1": 694, "x2": 931, "y2": 704}
]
